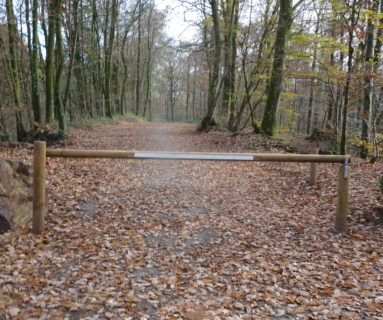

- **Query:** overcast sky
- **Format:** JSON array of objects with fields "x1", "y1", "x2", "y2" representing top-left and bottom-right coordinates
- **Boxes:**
[{"x1": 155, "y1": 0, "x2": 198, "y2": 41}]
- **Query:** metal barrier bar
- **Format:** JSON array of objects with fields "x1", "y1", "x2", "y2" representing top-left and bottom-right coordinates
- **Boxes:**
[
  {"x1": 33, "y1": 141, "x2": 351, "y2": 234},
  {"x1": 46, "y1": 148, "x2": 350, "y2": 163}
]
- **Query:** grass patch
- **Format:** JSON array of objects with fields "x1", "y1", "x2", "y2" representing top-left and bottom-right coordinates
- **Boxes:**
[
  {"x1": 67, "y1": 117, "x2": 117, "y2": 129},
  {"x1": 67, "y1": 112, "x2": 147, "y2": 129},
  {"x1": 116, "y1": 113, "x2": 148, "y2": 122}
]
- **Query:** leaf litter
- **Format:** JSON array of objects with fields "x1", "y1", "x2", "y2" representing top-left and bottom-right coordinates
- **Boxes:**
[{"x1": 0, "y1": 121, "x2": 382, "y2": 319}]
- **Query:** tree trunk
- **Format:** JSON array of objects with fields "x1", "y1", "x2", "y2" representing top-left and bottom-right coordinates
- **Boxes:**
[
  {"x1": 143, "y1": 4, "x2": 154, "y2": 119},
  {"x1": 54, "y1": 0, "x2": 65, "y2": 136},
  {"x1": 226, "y1": 0, "x2": 239, "y2": 127},
  {"x1": 199, "y1": 0, "x2": 222, "y2": 131},
  {"x1": 45, "y1": 0, "x2": 56, "y2": 123},
  {"x1": 185, "y1": 56, "x2": 191, "y2": 121},
  {"x1": 192, "y1": 63, "x2": 197, "y2": 121},
  {"x1": 222, "y1": 0, "x2": 238, "y2": 120},
  {"x1": 229, "y1": 0, "x2": 276, "y2": 132},
  {"x1": 63, "y1": 0, "x2": 79, "y2": 114},
  {"x1": 327, "y1": 52, "x2": 335, "y2": 124},
  {"x1": 306, "y1": 16, "x2": 320, "y2": 135},
  {"x1": 119, "y1": 38, "x2": 129, "y2": 115},
  {"x1": 104, "y1": 0, "x2": 118, "y2": 118},
  {"x1": 5, "y1": 0, "x2": 26, "y2": 140},
  {"x1": 135, "y1": 0, "x2": 142, "y2": 116},
  {"x1": 261, "y1": 0, "x2": 293, "y2": 136},
  {"x1": 340, "y1": 1, "x2": 359, "y2": 155},
  {"x1": 340, "y1": 41, "x2": 353, "y2": 155},
  {"x1": 361, "y1": 0, "x2": 379, "y2": 158},
  {"x1": 25, "y1": 0, "x2": 41, "y2": 124},
  {"x1": 31, "y1": 0, "x2": 41, "y2": 123}
]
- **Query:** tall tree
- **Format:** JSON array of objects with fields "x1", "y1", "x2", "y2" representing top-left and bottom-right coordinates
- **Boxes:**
[
  {"x1": 25, "y1": 0, "x2": 41, "y2": 123},
  {"x1": 199, "y1": 0, "x2": 222, "y2": 131},
  {"x1": 260, "y1": 0, "x2": 294, "y2": 136},
  {"x1": 119, "y1": 1, "x2": 140, "y2": 115},
  {"x1": 229, "y1": 0, "x2": 277, "y2": 132},
  {"x1": 45, "y1": 0, "x2": 56, "y2": 123},
  {"x1": 54, "y1": 0, "x2": 65, "y2": 136},
  {"x1": 306, "y1": 6, "x2": 322, "y2": 135},
  {"x1": 104, "y1": 0, "x2": 119, "y2": 118},
  {"x1": 361, "y1": 0, "x2": 379, "y2": 157},
  {"x1": 143, "y1": 2, "x2": 154, "y2": 118},
  {"x1": 340, "y1": 0, "x2": 361, "y2": 155},
  {"x1": 5, "y1": 0, "x2": 26, "y2": 139},
  {"x1": 31, "y1": 0, "x2": 41, "y2": 123},
  {"x1": 135, "y1": 0, "x2": 143, "y2": 115},
  {"x1": 222, "y1": 0, "x2": 240, "y2": 124},
  {"x1": 63, "y1": 0, "x2": 80, "y2": 114}
]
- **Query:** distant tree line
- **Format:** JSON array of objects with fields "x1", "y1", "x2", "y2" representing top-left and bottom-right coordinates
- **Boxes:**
[{"x1": 1, "y1": 0, "x2": 383, "y2": 157}]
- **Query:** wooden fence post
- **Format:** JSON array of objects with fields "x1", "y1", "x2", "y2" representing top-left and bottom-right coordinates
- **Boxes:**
[
  {"x1": 335, "y1": 160, "x2": 350, "y2": 233},
  {"x1": 309, "y1": 149, "x2": 318, "y2": 186},
  {"x1": 32, "y1": 141, "x2": 46, "y2": 234}
]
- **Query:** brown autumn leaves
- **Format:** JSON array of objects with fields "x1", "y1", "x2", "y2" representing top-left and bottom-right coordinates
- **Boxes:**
[{"x1": 0, "y1": 121, "x2": 382, "y2": 319}]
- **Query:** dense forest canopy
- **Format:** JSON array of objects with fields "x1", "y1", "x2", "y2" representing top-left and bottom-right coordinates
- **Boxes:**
[{"x1": 1, "y1": 0, "x2": 382, "y2": 157}]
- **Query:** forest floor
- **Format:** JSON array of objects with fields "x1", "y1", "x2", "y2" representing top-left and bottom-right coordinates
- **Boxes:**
[{"x1": 1, "y1": 121, "x2": 383, "y2": 319}]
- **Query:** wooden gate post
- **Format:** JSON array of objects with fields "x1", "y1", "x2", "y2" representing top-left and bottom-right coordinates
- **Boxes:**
[
  {"x1": 32, "y1": 141, "x2": 46, "y2": 234},
  {"x1": 309, "y1": 149, "x2": 319, "y2": 186},
  {"x1": 335, "y1": 159, "x2": 350, "y2": 233}
]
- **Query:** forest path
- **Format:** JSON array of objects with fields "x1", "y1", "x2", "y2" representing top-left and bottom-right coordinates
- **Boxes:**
[{"x1": 1, "y1": 121, "x2": 382, "y2": 319}]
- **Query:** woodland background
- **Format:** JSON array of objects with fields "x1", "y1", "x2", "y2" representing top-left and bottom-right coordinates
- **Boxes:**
[
  {"x1": 1, "y1": 1, "x2": 383, "y2": 317},
  {"x1": 1, "y1": 0, "x2": 383, "y2": 157}
]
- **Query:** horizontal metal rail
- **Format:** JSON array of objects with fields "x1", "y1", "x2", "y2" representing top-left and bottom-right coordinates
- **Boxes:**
[
  {"x1": 46, "y1": 149, "x2": 350, "y2": 163},
  {"x1": 32, "y1": 142, "x2": 351, "y2": 235}
]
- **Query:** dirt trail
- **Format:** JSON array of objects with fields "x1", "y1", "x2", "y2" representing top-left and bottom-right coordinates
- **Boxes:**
[{"x1": 1, "y1": 121, "x2": 382, "y2": 319}]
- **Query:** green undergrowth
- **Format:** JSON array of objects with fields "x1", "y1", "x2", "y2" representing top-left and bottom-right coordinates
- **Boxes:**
[
  {"x1": 67, "y1": 113, "x2": 147, "y2": 129},
  {"x1": 67, "y1": 117, "x2": 117, "y2": 129},
  {"x1": 119, "y1": 113, "x2": 148, "y2": 122}
]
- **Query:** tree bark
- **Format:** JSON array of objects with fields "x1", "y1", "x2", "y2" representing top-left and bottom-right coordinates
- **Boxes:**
[
  {"x1": 199, "y1": 0, "x2": 222, "y2": 131},
  {"x1": 45, "y1": 0, "x2": 56, "y2": 123},
  {"x1": 63, "y1": 0, "x2": 79, "y2": 114},
  {"x1": 222, "y1": 0, "x2": 239, "y2": 121},
  {"x1": 361, "y1": 0, "x2": 378, "y2": 158},
  {"x1": 25, "y1": 0, "x2": 41, "y2": 124},
  {"x1": 229, "y1": 0, "x2": 276, "y2": 132},
  {"x1": 135, "y1": 0, "x2": 142, "y2": 116},
  {"x1": 226, "y1": 0, "x2": 239, "y2": 128},
  {"x1": 261, "y1": 0, "x2": 293, "y2": 136},
  {"x1": 340, "y1": 0, "x2": 359, "y2": 155},
  {"x1": 306, "y1": 15, "x2": 320, "y2": 135},
  {"x1": 5, "y1": 0, "x2": 26, "y2": 140},
  {"x1": 54, "y1": 0, "x2": 66, "y2": 136},
  {"x1": 143, "y1": 4, "x2": 154, "y2": 119},
  {"x1": 31, "y1": 0, "x2": 41, "y2": 123},
  {"x1": 104, "y1": 0, "x2": 118, "y2": 118}
]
